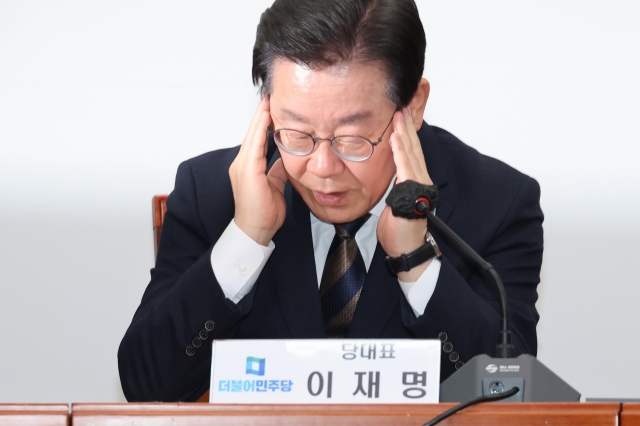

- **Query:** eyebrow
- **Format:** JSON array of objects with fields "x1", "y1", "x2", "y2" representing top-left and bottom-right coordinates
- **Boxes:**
[{"x1": 280, "y1": 108, "x2": 373, "y2": 126}]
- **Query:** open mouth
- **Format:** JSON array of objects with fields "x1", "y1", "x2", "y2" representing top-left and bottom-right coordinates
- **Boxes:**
[{"x1": 312, "y1": 190, "x2": 348, "y2": 206}]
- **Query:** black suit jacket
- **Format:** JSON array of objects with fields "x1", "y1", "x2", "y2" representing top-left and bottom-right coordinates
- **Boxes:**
[{"x1": 118, "y1": 122, "x2": 543, "y2": 402}]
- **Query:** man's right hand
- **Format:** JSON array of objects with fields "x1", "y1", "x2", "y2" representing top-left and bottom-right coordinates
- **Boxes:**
[{"x1": 229, "y1": 96, "x2": 288, "y2": 246}]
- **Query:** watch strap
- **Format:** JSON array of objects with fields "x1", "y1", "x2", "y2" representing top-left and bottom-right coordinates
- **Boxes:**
[{"x1": 385, "y1": 232, "x2": 441, "y2": 276}]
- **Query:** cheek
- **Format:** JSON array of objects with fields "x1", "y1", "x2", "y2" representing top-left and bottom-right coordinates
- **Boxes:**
[
  {"x1": 355, "y1": 150, "x2": 396, "y2": 193},
  {"x1": 279, "y1": 154, "x2": 307, "y2": 181},
  {"x1": 343, "y1": 163, "x2": 378, "y2": 194}
]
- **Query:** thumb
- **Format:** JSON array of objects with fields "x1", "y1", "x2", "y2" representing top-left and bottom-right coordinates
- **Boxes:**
[{"x1": 267, "y1": 158, "x2": 288, "y2": 194}]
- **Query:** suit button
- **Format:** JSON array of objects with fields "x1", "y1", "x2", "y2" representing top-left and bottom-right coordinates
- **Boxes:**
[
  {"x1": 449, "y1": 352, "x2": 460, "y2": 362},
  {"x1": 204, "y1": 320, "x2": 215, "y2": 331},
  {"x1": 438, "y1": 332, "x2": 448, "y2": 342},
  {"x1": 455, "y1": 361, "x2": 465, "y2": 370},
  {"x1": 442, "y1": 342, "x2": 453, "y2": 353},
  {"x1": 192, "y1": 337, "x2": 202, "y2": 348},
  {"x1": 199, "y1": 330, "x2": 209, "y2": 340},
  {"x1": 186, "y1": 346, "x2": 196, "y2": 356}
]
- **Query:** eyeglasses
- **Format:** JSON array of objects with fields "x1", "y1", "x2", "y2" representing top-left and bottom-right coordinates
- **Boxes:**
[{"x1": 268, "y1": 113, "x2": 395, "y2": 162}]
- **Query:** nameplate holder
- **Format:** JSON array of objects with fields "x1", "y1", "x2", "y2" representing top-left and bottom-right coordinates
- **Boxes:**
[{"x1": 209, "y1": 339, "x2": 440, "y2": 404}]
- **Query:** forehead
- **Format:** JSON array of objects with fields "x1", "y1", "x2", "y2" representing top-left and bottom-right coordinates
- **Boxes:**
[{"x1": 269, "y1": 59, "x2": 393, "y2": 124}]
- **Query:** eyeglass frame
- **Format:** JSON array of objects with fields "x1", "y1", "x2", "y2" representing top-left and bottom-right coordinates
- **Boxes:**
[{"x1": 267, "y1": 111, "x2": 397, "y2": 162}]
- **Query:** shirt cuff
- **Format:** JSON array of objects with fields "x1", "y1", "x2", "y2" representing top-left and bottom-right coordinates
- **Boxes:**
[
  {"x1": 211, "y1": 219, "x2": 275, "y2": 303},
  {"x1": 398, "y1": 258, "x2": 442, "y2": 317}
]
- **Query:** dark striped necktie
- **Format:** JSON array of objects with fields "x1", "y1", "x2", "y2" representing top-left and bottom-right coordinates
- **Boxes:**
[{"x1": 319, "y1": 214, "x2": 371, "y2": 338}]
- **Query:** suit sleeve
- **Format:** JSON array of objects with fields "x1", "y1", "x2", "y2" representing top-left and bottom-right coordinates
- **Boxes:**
[
  {"x1": 118, "y1": 161, "x2": 254, "y2": 402},
  {"x1": 400, "y1": 176, "x2": 543, "y2": 379}
]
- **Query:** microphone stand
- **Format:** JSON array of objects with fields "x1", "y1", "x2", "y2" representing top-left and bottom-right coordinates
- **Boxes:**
[
  {"x1": 417, "y1": 203, "x2": 514, "y2": 359},
  {"x1": 385, "y1": 181, "x2": 580, "y2": 425}
]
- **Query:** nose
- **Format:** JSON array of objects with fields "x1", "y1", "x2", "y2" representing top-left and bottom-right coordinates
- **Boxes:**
[{"x1": 306, "y1": 139, "x2": 345, "y2": 178}]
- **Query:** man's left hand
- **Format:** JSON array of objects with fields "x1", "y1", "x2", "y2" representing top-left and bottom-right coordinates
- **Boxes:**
[{"x1": 377, "y1": 107, "x2": 433, "y2": 282}]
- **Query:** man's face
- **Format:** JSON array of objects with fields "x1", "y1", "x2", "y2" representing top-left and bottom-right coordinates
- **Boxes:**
[{"x1": 269, "y1": 59, "x2": 397, "y2": 224}]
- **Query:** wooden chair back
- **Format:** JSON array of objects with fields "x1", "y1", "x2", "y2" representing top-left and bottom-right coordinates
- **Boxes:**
[{"x1": 152, "y1": 195, "x2": 168, "y2": 258}]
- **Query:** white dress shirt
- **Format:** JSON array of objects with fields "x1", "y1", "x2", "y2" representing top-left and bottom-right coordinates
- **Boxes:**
[{"x1": 210, "y1": 181, "x2": 441, "y2": 317}]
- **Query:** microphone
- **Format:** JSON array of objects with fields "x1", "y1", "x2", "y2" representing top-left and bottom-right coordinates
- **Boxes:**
[{"x1": 385, "y1": 180, "x2": 580, "y2": 406}]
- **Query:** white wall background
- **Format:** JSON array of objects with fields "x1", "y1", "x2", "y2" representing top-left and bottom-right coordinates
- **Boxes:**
[{"x1": 1, "y1": 0, "x2": 639, "y2": 402}]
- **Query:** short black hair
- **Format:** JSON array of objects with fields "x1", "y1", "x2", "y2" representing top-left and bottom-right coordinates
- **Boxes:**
[{"x1": 252, "y1": 0, "x2": 426, "y2": 107}]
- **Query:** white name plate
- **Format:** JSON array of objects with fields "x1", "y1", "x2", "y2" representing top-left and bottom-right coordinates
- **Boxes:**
[{"x1": 209, "y1": 339, "x2": 440, "y2": 404}]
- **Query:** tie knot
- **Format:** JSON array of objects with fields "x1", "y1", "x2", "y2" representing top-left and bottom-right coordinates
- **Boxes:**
[{"x1": 334, "y1": 213, "x2": 371, "y2": 238}]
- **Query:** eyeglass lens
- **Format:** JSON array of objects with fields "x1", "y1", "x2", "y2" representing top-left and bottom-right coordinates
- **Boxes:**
[{"x1": 274, "y1": 130, "x2": 373, "y2": 160}]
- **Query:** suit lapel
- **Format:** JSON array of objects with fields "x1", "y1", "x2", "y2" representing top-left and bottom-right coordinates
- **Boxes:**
[
  {"x1": 419, "y1": 122, "x2": 455, "y2": 224},
  {"x1": 270, "y1": 183, "x2": 326, "y2": 338},
  {"x1": 433, "y1": 197, "x2": 453, "y2": 224}
]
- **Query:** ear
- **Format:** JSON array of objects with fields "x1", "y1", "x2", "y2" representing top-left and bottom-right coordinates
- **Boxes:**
[{"x1": 408, "y1": 78, "x2": 430, "y2": 131}]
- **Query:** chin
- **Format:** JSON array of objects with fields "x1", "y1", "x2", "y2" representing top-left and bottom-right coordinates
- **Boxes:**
[{"x1": 309, "y1": 203, "x2": 368, "y2": 224}]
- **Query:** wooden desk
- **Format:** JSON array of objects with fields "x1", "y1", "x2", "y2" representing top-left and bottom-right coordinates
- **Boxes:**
[
  {"x1": 72, "y1": 402, "x2": 620, "y2": 425},
  {"x1": 622, "y1": 404, "x2": 640, "y2": 426},
  {"x1": 0, "y1": 404, "x2": 68, "y2": 426}
]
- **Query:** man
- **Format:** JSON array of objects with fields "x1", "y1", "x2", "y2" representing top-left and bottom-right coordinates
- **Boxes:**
[{"x1": 118, "y1": 0, "x2": 543, "y2": 402}]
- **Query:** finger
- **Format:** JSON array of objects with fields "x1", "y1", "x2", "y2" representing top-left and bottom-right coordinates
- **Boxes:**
[
  {"x1": 389, "y1": 131, "x2": 417, "y2": 183},
  {"x1": 247, "y1": 110, "x2": 271, "y2": 159},
  {"x1": 393, "y1": 109, "x2": 414, "y2": 157},
  {"x1": 249, "y1": 96, "x2": 270, "y2": 134},
  {"x1": 399, "y1": 107, "x2": 433, "y2": 185},
  {"x1": 393, "y1": 109, "x2": 423, "y2": 177},
  {"x1": 403, "y1": 106, "x2": 428, "y2": 172},
  {"x1": 267, "y1": 158, "x2": 288, "y2": 194},
  {"x1": 239, "y1": 97, "x2": 270, "y2": 157}
]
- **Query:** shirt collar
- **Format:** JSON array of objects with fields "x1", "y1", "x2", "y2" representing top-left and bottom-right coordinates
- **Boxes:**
[{"x1": 310, "y1": 175, "x2": 395, "y2": 224}]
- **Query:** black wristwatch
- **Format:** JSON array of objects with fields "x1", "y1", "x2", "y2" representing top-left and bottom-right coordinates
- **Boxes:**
[{"x1": 385, "y1": 232, "x2": 442, "y2": 276}]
